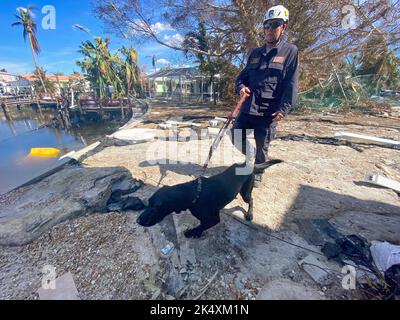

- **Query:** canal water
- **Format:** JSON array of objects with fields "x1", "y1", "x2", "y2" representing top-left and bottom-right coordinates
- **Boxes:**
[{"x1": 0, "y1": 105, "x2": 126, "y2": 195}]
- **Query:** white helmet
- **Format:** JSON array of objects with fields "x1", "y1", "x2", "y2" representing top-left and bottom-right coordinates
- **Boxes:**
[{"x1": 264, "y1": 5, "x2": 289, "y2": 24}]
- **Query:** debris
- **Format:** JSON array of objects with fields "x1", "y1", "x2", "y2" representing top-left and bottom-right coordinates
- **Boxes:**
[
  {"x1": 374, "y1": 164, "x2": 400, "y2": 181},
  {"x1": 209, "y1": 119, "x2": 219, "y2": 127},
  {"x1": 214, "y1": 117, "x2": 228, "y2": 122},
  {"x1": 29, "y1": 148, "x2": 60, "y2": 158},
  {"x1": 298, "y1": 254, "x2": 333, "y2": 285},
  {"x1": 109, "y1": 128, "x2": 158, "y2": 144},
  {"x1": 161, "y1": 242, "x2": 174, "y2": 255},
  {"x1": 322, "y1": 234, "x2": 372, "y2": 269},
  {"x1": 334, "y1": 131, "x2": 400, "y2": 148},
  {"x1": 166, "y1": 120, "x2": 201, "y2": 128},
  {"x1": 370, "y1": 241, "x2": 400, "y2": 275},
  {"x1": 193, "y1": 270, "x2": 218, "y2": 300},
  {"x1": 150, "y1": 288, "x2": 161, "y2": 300},
  {"x1": 158, "y1": 123, "x2": 175, "y2": 130},
  {"x1": 59, "y1": 141, "x2": 101, "y2": 161},
  {"x1": 364, "y1": 174, "x2": 400, "y2": 193},
  {"x1": 37, "y1": 272, "x2": 80, "y2": 300},
  {"x1": 278, "y1": 134, "x2": 364, "y2": 152},
  {"x1": 171, "y1": 214, "x2": 197, "y2": 266},
  {"x1": 384, "y1": 264, "x2": 400, "y2": 300},
  {"x1": 109, "y1": 178, "x2": 143, "y2": 201}
]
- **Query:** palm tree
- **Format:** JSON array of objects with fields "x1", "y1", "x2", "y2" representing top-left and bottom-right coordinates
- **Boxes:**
[
  {"x1": 120, "y1": 46, "x2": 140, "y2": 96},
  {"x1": 12, "y1": 6, "x2": 47, "y2": 93}
]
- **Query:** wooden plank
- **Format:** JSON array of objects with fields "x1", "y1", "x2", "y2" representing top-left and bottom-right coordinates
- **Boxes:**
[
  {"x1": 365, "y1": 174, "x2": 400, "y2": 193},
  {"x1": 334, "y1": 131, "x2": 400, "y2": 147}
]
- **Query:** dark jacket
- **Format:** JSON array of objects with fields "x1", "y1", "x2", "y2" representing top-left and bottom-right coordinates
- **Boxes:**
[{"x1": 235, "y1": 40, "x2": 299, "y2": 118}]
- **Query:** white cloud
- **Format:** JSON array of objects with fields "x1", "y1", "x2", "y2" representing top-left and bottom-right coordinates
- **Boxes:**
[
  {"x1": 156, "y1": 58, "x2": 170, "y2": 65},
  {"x1": 151, "y1": 22, "x2": 174, "y2": 34},
  {"x1": 163, "y1": 33, "x2": 184, "y2": 46},
  {"x1": 128, "y1": 21, "x2": 174, "y2": 35}
]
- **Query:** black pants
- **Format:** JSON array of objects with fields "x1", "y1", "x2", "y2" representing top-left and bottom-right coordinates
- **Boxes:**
[{"x1": 229, "y1": 112, "x2": 277, "y2": 165}]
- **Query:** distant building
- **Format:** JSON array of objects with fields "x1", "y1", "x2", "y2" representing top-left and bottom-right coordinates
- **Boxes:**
[
  {"x1": 145, "y1": 67, "x2": 220, "y2": 102},
  {"x1": 0, "y1": 71, "x2": 32, "y2": 96},
  {"x1": 20, "y1": 73, "x2": 90, "y2": 95}
]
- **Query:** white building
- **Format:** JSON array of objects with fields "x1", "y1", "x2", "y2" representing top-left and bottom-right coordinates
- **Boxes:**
[{"x1": 0, "y1": 71, "x2": 32, "y2": 96}]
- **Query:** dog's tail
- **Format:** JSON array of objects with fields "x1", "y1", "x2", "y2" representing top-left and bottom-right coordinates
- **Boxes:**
[{"x1": 254, "y1": 159, "x2": 283, "y2": 173}]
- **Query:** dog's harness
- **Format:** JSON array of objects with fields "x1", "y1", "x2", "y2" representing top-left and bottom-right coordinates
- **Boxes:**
[{"x1": 191, "y1": 177, "x2": 203, "y2": 204}]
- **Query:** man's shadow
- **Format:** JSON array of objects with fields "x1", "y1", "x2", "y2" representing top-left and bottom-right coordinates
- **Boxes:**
[{"x1": 138, "y1": 159, "x2": 229, "y2": 186}]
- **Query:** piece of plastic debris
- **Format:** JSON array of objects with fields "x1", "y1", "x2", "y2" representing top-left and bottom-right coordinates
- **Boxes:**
[
  {"x1": 161, "y1": 243, "x2": 174, "y2": 255},
  {"x1": 370, "y1": 241, "x2": 400, "y2": 275}
]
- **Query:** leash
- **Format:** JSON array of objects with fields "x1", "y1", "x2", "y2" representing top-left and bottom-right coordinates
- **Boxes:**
[
  {"x1": 201, "y1": 95, "x2": 247, "y2": 176},
  {"x1": 191, "y1": 95, "x2": 247, "y2": 203}
]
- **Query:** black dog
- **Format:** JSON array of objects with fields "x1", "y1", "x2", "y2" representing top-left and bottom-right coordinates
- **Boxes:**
[{"x1": 136, "y1": 160, "x2": 282, "y2": 238}]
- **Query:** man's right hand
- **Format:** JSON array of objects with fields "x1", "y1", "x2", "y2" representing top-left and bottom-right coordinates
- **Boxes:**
[{"x1": 240, "y1": 87, "x2": 251, "y2": 98}]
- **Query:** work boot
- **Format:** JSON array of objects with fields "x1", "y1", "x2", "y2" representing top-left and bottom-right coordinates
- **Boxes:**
[{"x1": 254, "y1": 173, "x2": 263, "y2": 188}]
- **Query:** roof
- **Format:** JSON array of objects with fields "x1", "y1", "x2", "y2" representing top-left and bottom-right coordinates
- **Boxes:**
[{"x1": 147, "y1": 67, "x2": 204, "y2": 79}]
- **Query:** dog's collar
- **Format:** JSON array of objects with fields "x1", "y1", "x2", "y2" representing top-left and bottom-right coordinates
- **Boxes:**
[{"x1": 192, "y1": 177, "x2": 202, "y2": 204}]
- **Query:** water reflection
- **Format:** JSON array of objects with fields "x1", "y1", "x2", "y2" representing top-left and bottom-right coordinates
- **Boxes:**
[{"x1": 0, "y1": 104, "x2": 125, "y2": 195}]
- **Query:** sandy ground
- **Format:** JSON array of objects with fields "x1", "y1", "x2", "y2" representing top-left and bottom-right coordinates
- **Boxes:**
[{"x1": 0, "y1": 99, "x2": 399, "y2": 300}]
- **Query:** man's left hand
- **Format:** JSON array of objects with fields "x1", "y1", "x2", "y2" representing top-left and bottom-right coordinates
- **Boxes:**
[{"x1": 272, "y1": 112, "x2": 284, "y2": 122}]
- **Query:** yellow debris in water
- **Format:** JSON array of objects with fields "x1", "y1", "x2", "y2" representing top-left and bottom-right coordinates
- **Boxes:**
[{"x1": 29, "y1": 148, "x2": 60, "y2": 158}]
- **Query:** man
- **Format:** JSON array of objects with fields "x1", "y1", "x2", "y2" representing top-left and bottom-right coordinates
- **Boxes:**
[{"x1": 231, "y1": 5, "x2": 299, "y2": 186}]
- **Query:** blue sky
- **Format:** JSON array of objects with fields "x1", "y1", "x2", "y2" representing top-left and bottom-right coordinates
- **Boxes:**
[{"x1": 0, "y1": 0, "x2": 190, "y2": 75}]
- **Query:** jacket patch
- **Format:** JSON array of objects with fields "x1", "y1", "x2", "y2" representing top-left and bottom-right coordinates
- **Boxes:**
[
  {"x1": 272, "y1": 56, "x2": 285, "y2": 64},
  {"x1": 250, "y1": 57, "x2": 260, "y2": 64}
]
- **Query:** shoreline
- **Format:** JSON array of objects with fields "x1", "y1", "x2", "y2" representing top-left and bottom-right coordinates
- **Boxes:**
[
  {"x1": 0, "y1": 99, "x2": 149, "y2": 196},
  {"x1": 0, "y1": 101, "x2": 399, "y2": 300}
]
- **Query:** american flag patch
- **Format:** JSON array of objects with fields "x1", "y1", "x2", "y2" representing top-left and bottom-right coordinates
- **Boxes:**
[{"x1": 272, "y1": 56, "x2": 285, "y2": 64}]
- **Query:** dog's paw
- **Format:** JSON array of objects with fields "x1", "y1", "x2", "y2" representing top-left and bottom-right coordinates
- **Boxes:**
[{"x1": 184, "y1": 228, "x2": 203, "y2": 238}]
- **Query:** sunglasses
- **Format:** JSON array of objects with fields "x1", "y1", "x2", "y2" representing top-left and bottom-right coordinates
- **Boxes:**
[{"x1": 264, "y1": 21, "x2": 284, "y2": 30}]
